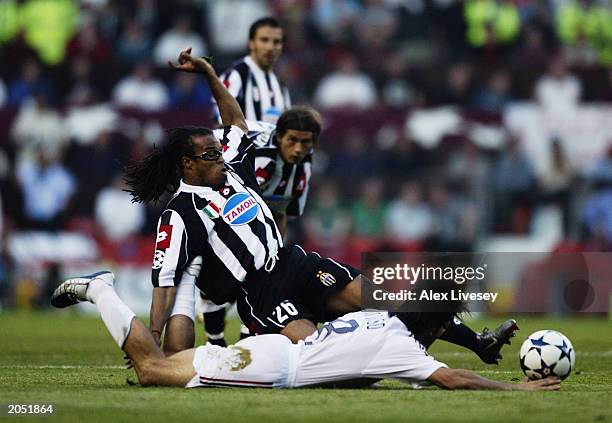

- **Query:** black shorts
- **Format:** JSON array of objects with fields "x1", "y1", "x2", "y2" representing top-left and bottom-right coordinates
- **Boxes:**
[{"x1": 236, "y1": 245, "x2": 362, "y2": 335}]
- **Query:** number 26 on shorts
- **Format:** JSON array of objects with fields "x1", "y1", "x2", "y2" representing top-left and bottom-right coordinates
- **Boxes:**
[{"x1": 272, "y1": 300, "x2": 299, "y2": 325}]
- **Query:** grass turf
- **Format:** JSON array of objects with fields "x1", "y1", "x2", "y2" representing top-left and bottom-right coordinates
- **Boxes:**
[{"x1": 0, "y1": 311, "x2": 610, "y2": 422}]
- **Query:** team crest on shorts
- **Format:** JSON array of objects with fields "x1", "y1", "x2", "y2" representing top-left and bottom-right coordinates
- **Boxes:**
[
  {"x1": 317, "y1": 271, "x2": 336, "y2": 287},
  {"x1": 152, "y1": 250, "x2": 166, "y2": 269},
  {"x1": 222, "y1": 193, "x2": 259, "y2": 225}
]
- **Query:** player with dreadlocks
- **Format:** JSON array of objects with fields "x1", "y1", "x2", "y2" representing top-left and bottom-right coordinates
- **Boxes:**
[{"x1": 122, "y1": 49, "x2": 518, "y2": 370}]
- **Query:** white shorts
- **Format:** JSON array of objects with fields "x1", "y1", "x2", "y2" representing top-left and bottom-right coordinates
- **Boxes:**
[
  {"x1": 186, "y1": 334, "x2": 297, "y2": 389},
  {"x1": 290, "y1": 312, "x2": 446, "y2": 387}
]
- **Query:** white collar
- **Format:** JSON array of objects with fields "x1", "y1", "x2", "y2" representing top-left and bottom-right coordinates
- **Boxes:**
[
  {"x1": 177, "y1": 179, "x2": 216, "y2": 196},
  {"x1": 244, "y1": 55, "x2": 268, "y2": 75}
]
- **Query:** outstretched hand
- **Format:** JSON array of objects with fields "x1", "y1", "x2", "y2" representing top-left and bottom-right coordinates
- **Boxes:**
[
  {"x1": 168, "y1": 48, "x2": 214, "y2": 75},
  {"x1": 518, "y1": 377, "x2": 561, "y2": 391}
]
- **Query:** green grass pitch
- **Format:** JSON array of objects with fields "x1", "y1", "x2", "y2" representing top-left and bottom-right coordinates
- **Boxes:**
[{"x1": 0, "y1": 311, "x2": 610, "y2": 423}]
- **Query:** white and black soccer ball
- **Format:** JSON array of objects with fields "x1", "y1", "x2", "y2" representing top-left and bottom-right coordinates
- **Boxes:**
[{"x1": 519, "y1": 330, "x2": 576, "y2": 380}]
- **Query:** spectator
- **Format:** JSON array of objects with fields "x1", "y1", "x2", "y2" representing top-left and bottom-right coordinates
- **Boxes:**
[
  {"x1": 538, "y1": 139, "x2": 575, "y2": 235},
  {"x1": 356, "y1": 0, "x2": 398, "y2": 51},
  {"x1": 153, "y1": 14, "x2": 207, "y2": 67},
  {"x1": 350, "y1": 178, "x2": 388, "y2": 239},
  {"x1": 587, "y1": 144, "x2": 612, "y2": 184},
  {"x1": 65, "y1": 57, "x2": 98, "y2": 106},
  {"x1": 384, "y1": 181, "x2": 432, "y2": 244},
  {"x1": 127, "y1": 0, "x2": 159, "y2": 36},
  {"x1": 380, "y1": 53, "x2": 417, "y2": 109},
  {"x1": 327, "y1": 129, "x2": 380, "y2": 186},
  {"x1": 15, "y1": 146, "x2": 76, "y2": 230},
  {"x1": 314, "y1": 54, "x2": 377, "y2": 109},
  {"x1": 303, "y1": 183, "x2": 352, "y2": 252},
  {"x1": 534, "y1": 54, "x2": 582, "y2": 114},
  {"x1": 11, "y1": 92, "x2": 67, "y2": 155},
  {"x1": 582, "y1": 186, "x2": 612, "y2": 249},
  {"x1": 471, "y1": 70, "x2": 513, "y2": 112},
  {"x1": 435, "y1": 62, "x2": 474, "y2": 105},
  {"x1": 381, "y1": 131, "x2": 430, "y2": 180},
  {"x1": 115, "y1": 19, "x2": 153, "y2": 64},
  {"x1": 0, "y1": 78, "x2": 6, "y2": 108},
  {"x1": 427, "y1": 183, "x2": 477, "y2": 252},
  {"x1": 445, "y1": 140, "x2": 491, "y2": 233},
  {"x1": 112, "y1": 63, "x2": 169, "y2": 111},
  {"x1": 206, "y1": 0, "x2": 270, "y2": 55},
  {"x1": 511, "y1": 24, "x2": 553, "y2": 68},
  {"x1": 8, "y1": 59, "x2": 54, "y2": 107},
  {"x1": 493, "y1": 135, "x2": 536, "y2": 233},
  {"x1": 18, "y1": 0, "x2": 79, "y2": 65},
  {"x1": 310, "y1": 0, "x2": 362, "y2": 44},
  {"x1": 95, "y1": 176, "x2": 145, "y2": 241},
  {"x1": 66, "y1": 14, "x2": 111, "y2": 64},
  {"x1": 168, "y1": 72, "x2": 212, "y2": 109}
]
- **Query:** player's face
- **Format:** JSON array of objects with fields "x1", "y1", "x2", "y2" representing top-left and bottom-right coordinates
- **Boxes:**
[
  {"x1": 185, "y1": 135, "x2": 227, "y2": 187},
  {"x1": 249, "y1": 26, "x2": 283, "y2": 71},
  {"x1": 278, "y1": 129, "x2": 314, "y2": 164}
]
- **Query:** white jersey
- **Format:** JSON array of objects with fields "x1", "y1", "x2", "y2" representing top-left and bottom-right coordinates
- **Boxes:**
[{"x1": 186, "y1": 312, "x2": 446, "y2": 389}]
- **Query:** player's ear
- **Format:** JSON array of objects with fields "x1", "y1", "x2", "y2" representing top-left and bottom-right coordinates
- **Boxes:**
[{"x1": 181, "y1": 156, "x2": 192, "y2": 170}]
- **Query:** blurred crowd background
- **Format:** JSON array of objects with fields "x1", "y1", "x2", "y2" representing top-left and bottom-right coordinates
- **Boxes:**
[{"x1": 1, "y1": 0, "x2": 612, "y2": 311}]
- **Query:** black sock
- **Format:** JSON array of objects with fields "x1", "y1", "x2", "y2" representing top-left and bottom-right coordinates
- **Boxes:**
[
  {"x1": 204, "y1": 308, "x2": 226, "y2": 344},
  {"x1": 440, "y1": 320, "x2": 479, "y2": 352}
]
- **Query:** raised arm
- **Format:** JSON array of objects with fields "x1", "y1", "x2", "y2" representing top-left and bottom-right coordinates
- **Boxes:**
[
  {"x1": 428, "y1": 368, "x2": 561, "y2": 391},
  {"x1": 169, "y1": 48, "x2": 247, "y2": 133}
]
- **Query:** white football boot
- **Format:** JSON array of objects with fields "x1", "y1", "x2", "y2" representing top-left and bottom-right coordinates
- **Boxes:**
[{"x1": 51, "y1": 271, "x2": 115, "y2": 308}]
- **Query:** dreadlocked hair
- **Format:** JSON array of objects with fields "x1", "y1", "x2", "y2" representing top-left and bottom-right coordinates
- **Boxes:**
[{"x1": 123, "y1": 126, "x2": 213, "y2": 203}]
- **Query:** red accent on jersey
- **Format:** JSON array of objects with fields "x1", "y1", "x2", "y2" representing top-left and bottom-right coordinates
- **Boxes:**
[
  {"x1": 223, "y1": 79, "x2": 230, "y2": 89},
  {"x1": 156, "y1": 225, "x2": 173, "y2": 249},
  {"x1": 255, "y1": 168, "x2": 271, "y2": 181}
]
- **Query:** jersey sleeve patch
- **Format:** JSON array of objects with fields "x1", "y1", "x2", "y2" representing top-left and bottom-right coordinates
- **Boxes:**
[{"x1": 156, "y1": 225, "x2": 173, "y2": 249}]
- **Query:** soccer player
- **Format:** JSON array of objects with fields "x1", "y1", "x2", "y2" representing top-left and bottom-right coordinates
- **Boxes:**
[
  {"x1": 217, "y1": 16, "x2": 291, "y2": 123},
  {"x1": 124, "y1": 49, "x2": 515, "y2": 369},
  {"x1": 124, "y1": 48, "x2": 362, "y2": 354},
  {"x1": 50, "y1": 271, "x2": 560, "y2": 391},
  {"x1": 201, "y1": 108, "x2": 321, "y2": 346}
]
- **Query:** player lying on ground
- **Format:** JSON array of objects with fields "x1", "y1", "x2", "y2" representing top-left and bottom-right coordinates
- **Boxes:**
[
  {"x1": 51, "y1": 271, "x2": 559, "y2": 391},
  {"x1": 124, "y1": 48, "x2": 518, "y2": 367}
]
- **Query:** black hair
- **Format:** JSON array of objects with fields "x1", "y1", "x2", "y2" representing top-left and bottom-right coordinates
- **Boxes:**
[
  {"x1": 248, "y1": 16, "x2": 282, "y2": 40},
  {"x1": 276, "y1": 106, "x2": 322, "y2": 145},
  {"x1": 123, "y1": 126, "x2": 213, "y2": 203}
]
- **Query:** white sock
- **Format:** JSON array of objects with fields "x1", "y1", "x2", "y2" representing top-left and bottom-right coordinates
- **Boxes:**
[
  {"x1": 240, "y1": 323, "x2": 250, "y2": 335},
  {"x1": 87, "y1": 280, "x2": 135, "y2": 348}
]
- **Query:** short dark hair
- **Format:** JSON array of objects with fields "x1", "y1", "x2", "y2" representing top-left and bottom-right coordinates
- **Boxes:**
[
  {"x1": 123, "y1": 126, "x2": 213, "y2": 203},
  {"x1": 249, "y1": 16, "x2": 282, "y2": 40},
  {"x1": 276, "y1": 106, "x2": 322, "y2": 145}
]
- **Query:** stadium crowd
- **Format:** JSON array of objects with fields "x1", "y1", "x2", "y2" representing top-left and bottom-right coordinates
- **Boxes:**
[{"x1": 0, "y1": 0, "x2": 612, "y2": 307}]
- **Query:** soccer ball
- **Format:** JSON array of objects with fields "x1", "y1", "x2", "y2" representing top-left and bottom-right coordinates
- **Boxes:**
[{"x1": 519, "y1": 330, "x2": 575, "y2": 380}]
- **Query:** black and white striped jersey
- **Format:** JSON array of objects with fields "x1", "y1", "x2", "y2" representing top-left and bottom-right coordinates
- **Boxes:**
[
  {"x1": 218, "y1": 56, "x2": 291, "y2": 124},
  {"x1": 218, "y1": 120, "x2": 312, "y2": 216},
  {"x1": 151, "y1": 125, "x2": 283, "y2": 305}
]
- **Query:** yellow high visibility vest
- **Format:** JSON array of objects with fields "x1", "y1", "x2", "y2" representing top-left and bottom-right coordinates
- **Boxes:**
[
  {"x1": 19, "y1": 0, "x2": 79, "y2": 65},
  {"x1": 464, "y1": 0, "x2": 520, "y2": 47}
]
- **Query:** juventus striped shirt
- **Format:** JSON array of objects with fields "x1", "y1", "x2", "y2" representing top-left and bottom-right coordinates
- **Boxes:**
[
  {"x1": 151, "y1": 125, "x2": 283, "y2": 305},
  {"x1": 217, "y1": 120, "x2": 312, "y2": 216},
  {"x1": 218, "y1": 56, "x2": 291, "y2": 124}
]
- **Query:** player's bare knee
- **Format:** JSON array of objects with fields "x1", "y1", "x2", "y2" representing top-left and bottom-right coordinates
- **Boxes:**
[{"x1": 135, "y1": 357, "x2": 162, "y2": 387}]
